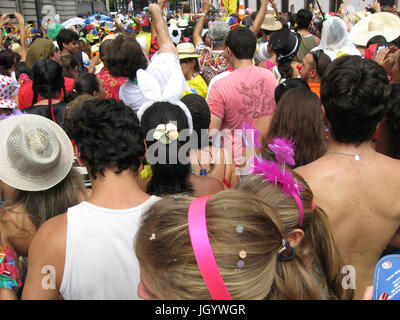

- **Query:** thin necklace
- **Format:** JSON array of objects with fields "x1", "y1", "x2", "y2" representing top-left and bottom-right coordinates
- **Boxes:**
[{"x1": 325, "y1": 148, "x2": 373, "y2": 161}]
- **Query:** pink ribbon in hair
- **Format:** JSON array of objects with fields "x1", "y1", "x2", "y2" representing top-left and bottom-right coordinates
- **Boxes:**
[{"x1": 188, "y1": 195, "x2": 232, "y2": 300}]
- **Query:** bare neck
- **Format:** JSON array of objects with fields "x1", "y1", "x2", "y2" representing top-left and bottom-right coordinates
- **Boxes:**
[
  {"x1": 87, "y1": 168, "x2": 151, "y2": 210},
  {"x1": 326, "y1": 138, "x2": 373, "y2": 155},
  {"x1": 297, "y1": 29, "x2": 311, "y2": 36},
  {"x1": 231, "y1": 58, "x2": 253, "y2": 70}
]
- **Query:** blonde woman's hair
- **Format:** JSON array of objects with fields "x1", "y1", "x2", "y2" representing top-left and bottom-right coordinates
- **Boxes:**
[
  {"x1": 237, "y1": 172, "x2": 354, "y2": 300},
  {"x1": 1, "y1": 167, "x2": 87, "y2": 230},
  {"x1": 135, "y1": 189, "x2": 337, "y2": 300}
]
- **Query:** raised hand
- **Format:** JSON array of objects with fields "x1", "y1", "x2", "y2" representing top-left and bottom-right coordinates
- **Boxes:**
[{"x1": 0, "y1": 13, "x2": 10, "y2": 28}]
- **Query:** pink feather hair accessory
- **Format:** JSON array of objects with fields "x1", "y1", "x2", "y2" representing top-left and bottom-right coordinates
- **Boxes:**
[
  {"x1": 267, "y1": 137, "x2": 295, "y2": 166},
  {"x1": 249, "y1": 135, "x2": 306, "y2": 226},
  {"x1": 249, "y1": 156, "x2": 305, "y2": 226}
]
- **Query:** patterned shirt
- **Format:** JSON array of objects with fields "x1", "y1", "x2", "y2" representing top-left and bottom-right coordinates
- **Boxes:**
[
  {"x1": 97, "y1": 67, "x2": 128, "y2": 101},
  {"x1": 195, "y1": 42, "x2": 231, "y2": 84}
]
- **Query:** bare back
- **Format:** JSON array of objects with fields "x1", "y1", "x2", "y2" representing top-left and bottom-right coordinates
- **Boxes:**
[{"x1": 295, "y1": 151, "x2": 400, "y2": 298}]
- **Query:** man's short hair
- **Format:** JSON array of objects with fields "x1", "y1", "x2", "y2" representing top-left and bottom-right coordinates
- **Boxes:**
[
  {"x1": 225, "y1": 27, "x2": 257, "y2": 60},
  {"x1": 73, "y1": 98, "x2": 145, "y2": 178},
  {"x1": 321, "y1": 55, "x2": 390, "y2": 144},
  {"x1": 56, "y1": 29, "x2": 79, "y2": 52},
  {"x1": 296, "y1": 9, "x2": 313, "y2": 30},
  {"x1": 106, "y1": 33, "x2": 148, "y2": 80}
]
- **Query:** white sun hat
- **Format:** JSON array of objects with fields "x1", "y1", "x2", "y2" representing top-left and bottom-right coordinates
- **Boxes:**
[
  {"x1": 350, "y1": 12, "x2": 400, "y2": 47},
  {"x1": 0, "y1": 114, "x2": 74, "y2": 191}
]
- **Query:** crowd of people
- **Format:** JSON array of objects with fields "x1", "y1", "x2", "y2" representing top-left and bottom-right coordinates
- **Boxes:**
[{"x1": 0, "y1": 0, "x2": 400, "y2": 301}]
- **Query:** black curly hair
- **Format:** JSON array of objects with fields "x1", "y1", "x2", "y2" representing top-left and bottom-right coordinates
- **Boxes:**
[
  {"x1": 321, "y1": 55, "x2": 390, "y2": 144},
  {"x1": 180, "y1": 94, "x2": 210, "y2": 149},
  {"x1": 73, "y1": 98, "x2": 145, "y2": 179}
]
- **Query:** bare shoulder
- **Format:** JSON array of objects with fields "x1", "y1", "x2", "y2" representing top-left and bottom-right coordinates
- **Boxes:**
[
  {"x1": 29, "y1": 213, "x2": 67, "y2": 259},
  {"x1": 294, "y1": 160, "x2": 319, "y2": 181},
  {"x1": 376, "y1": 151, "x2": 400, "y2": 172},
  {"x1": 22, "y1": 213, "x2": 67, "y2": 299},
  {"x1": 374, "y1": 152, "x2": 400, "y2": 190},
  {"x1": 192, "y1": 175, "x2": 225, "y2": 197}
]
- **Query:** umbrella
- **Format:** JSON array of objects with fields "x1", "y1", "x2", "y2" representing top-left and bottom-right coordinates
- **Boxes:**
[
  {"x1": 62, "y1": 17, "x2": 86, "y2": 28},
  {"x1": 85, "y1": 14, "x2": 112, "y2": 24}
]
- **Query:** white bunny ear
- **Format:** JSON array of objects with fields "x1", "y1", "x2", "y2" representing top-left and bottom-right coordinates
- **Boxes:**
[
  {"x1": 137, "y1": 69, "x2": 162, "y2": 101},
  {"x1": 160, "y1": 68, "x2": 187, "y2": 101}
]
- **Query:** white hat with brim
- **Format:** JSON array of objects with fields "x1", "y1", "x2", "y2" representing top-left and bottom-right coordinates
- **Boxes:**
[
  {"x1": 261, "y1": 14, "x2": 282, "y2": 31},
  {"x1": 350, "y1": 12, "x2": 400, "y2": 47},
  {"x1": 0, "y1": 114, "x2": 74, "y2": 192}
]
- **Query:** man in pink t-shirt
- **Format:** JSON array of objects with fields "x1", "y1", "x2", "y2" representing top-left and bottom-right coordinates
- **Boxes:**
[
  {"x1": 207, "y1": 27, "x2": 278, "y2": 164},
  {"x1": 208, "y1": 27, "x2": 277, "y2": 130}
]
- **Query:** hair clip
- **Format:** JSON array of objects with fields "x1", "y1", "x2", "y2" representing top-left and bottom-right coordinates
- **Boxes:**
[
  {"x1": 277, "y1": 239, "x2": 296, "y2": 262},
  {"x1": 153, "y1": 123, "x2": 179, "y2": 144}
]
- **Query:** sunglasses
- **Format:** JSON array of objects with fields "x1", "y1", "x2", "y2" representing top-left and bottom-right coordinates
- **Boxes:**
[{"x1": 312, "y1": 49, "x2": 323, "y2": 75}]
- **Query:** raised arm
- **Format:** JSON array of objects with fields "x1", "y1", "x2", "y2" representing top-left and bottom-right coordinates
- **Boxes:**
[
  {"x1": 249, "y1": 0, "x2": 269, "y2": 35},
  {"x1": 15, "y1": 12, "x2": 28, "y2": 61},
  {"x1": 193, "y1": 0, "x2": 211, "y2": 46},
  {"x1": 270, "y1": 0, "x2": 280, "y2": 18},
  {"x1": 149, "y1": 3, "x2": 177, "y2": 55},
  {"x1": 151, "y1": 0, "x2": 167, "y2": 40}
]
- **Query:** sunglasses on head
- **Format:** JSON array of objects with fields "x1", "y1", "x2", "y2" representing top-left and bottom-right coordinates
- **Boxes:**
[{"x1": 312, "y1": 49, "x2": 323, "y2": 75}]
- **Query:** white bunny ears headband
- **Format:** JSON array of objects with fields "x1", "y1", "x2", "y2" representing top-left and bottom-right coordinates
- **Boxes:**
[{"x1": 136, "y1": 69, "x2": 194, "y2": 135}]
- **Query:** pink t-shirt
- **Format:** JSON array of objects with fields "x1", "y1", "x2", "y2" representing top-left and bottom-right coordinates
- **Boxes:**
[
  {"x1": 207, "y1": 65, "x2": 278, "y2": 166},
  {"x1": 208, "y1": 65, "x2": 278, "y2": 130}
]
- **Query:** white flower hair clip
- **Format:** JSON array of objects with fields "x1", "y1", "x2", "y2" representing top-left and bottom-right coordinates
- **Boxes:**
[
  {"x1": 153, "y1": 123, "x2": 179, "y2": 144},
  {"x1": 136, "y1": 68, "x2": 193, "y2": 134}
]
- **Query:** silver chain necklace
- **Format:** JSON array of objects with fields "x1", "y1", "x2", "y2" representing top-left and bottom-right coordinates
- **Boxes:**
[{"x1": 325, "y1": 148, "x2": 373, "y2": 161}]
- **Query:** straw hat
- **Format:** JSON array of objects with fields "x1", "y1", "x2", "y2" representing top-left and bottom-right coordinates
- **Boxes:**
[
  {"x1": 178, "y1": 19, "x2": 189, "y2": 29},
  {"x1": 350, "y1": 12, "x2": 400, "y2": 47},
  {"x1": 0, "y1": 75, "x2": 17, "y2": 109},
  {"x1": 0, "y1": 114, "x2": 74, "y2": 191},
  {"x1": 177, "y1": 43, "x2": 200, "y2": 59},
  {"x1": 261, "y1": 14, "x2": 282, "y2": 31}
]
